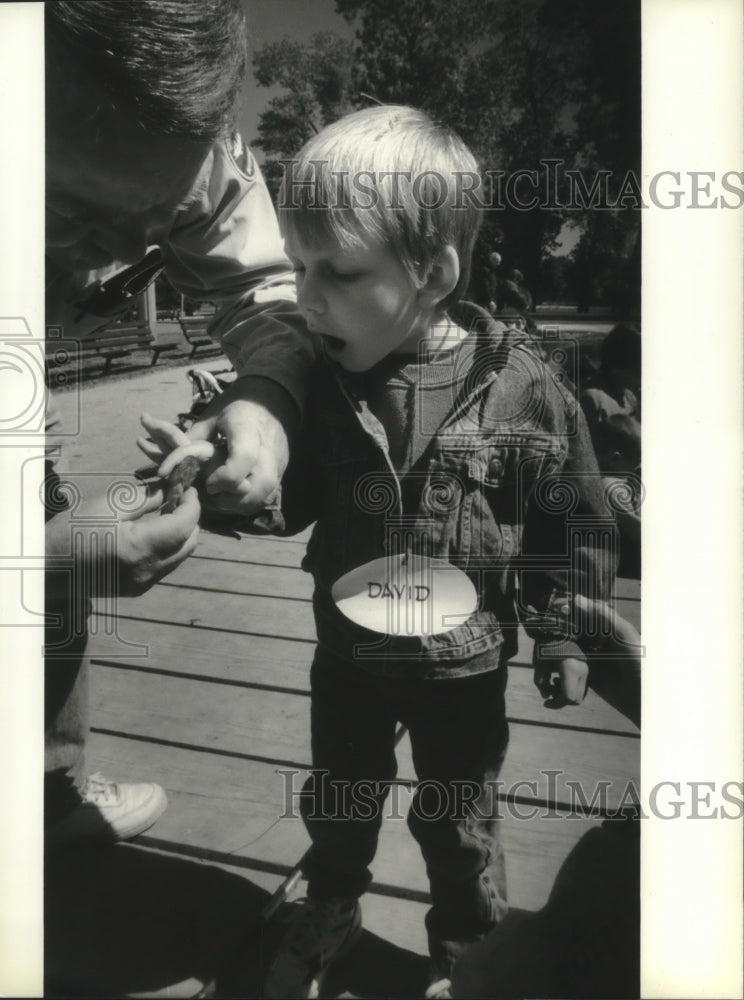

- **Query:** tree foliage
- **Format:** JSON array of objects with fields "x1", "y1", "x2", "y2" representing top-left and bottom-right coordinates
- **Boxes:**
[
  {"x1": 252, "y1": 0, "x2": 640, "y2": 309},
  {"x1": 251, "y1": 31, "x2": 356, "y2": 196}
]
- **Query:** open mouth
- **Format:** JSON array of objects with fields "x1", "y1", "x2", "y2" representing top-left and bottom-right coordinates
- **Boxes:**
[{"x1": 321, "y1": 333, "x2": 345, "y2": 352}]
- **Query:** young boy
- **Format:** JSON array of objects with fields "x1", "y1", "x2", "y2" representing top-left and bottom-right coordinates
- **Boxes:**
[{"x1": 144, "y1": 105, "x2": 615, "y2": 999}]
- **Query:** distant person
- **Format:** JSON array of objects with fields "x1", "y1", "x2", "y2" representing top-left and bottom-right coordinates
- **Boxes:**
[
  {"x1": 469, "y1": 249, "x2": 502, "y2": 314},
  {"x1": 580, "y1": 324, "x2": 641, "y2": 578},
  {"x1": 497, "y1": 267, "x2": 532, "y2": 329},
  {"x1": 147, "y1": 105, "x2": 615, "y2": 1000},
  {"x1": 45, "y1": 0, "x2": 315, "y2": 848}
]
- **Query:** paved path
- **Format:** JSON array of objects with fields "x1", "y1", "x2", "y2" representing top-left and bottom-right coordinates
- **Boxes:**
[{"x1": 51, "y1": 356, "x2": 230, "y2": 473}]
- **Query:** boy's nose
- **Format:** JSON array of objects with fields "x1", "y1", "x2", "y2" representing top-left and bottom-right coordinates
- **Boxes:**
[{"x1": 296, "y1": 272, "x2": 325, "y2": 317}]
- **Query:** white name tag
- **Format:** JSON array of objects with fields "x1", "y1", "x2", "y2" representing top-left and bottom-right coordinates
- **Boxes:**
[{"x1": 331, "y1": 554, "x2": 478, "y2": 636}]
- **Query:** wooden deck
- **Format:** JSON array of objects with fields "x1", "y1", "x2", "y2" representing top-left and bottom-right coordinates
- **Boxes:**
[{"x1": 45, "y1": 525, "x2": 640, "y2": 999}]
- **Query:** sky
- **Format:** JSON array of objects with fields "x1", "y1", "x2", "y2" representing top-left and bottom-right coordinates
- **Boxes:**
[{"x1": 237, "y1": 0, "x2": 355, "y2": 152}]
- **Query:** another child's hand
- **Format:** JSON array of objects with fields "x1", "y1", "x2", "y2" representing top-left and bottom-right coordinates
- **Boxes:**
[
  {"x1": 573, "y1": 594, "x2": 642, "y2": 666},
  {"x1": 533, "y1": 651, "x2": 589, "y2": 706}
]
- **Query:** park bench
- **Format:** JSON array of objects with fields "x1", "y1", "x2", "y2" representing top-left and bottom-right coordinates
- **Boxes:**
[
  {"x1": 45, "y1": 320, "x2": 178, "y2": 375},
  {"x1": 177, "y1": 314, "x2": 221, "y2": 358}
]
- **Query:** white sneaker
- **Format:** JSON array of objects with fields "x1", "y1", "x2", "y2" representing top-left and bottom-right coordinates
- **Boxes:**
[
  {"x1": 264, "y1": 896, "x2": 362, "y2": 999},
  {"x1": 46, "y1": 773, "x2": 167, "y2": 850},
  {"x1": 425, "y1": 977, "x2": 453, "y2": 999}
]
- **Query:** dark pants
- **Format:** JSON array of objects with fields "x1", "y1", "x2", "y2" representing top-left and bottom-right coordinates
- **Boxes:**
[{"x1": 300, "y1": 646, "x2": 510, "y2": 975}]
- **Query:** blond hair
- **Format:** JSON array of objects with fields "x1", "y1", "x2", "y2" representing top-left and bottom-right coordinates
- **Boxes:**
[{"x1": 278, "y1": 105, "x2": 482, "y2": 310}]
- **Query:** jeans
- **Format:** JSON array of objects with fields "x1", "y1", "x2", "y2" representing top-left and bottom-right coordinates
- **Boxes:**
[
  {"x1": 300, "y1": 646, "x2": 510, "y2": 975},
  {"x1": 44, "y1": 571, "x2": 90, "y2": 825}
]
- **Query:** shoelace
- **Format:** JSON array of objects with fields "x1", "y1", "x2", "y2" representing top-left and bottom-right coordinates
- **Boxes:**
[{"x1": 82, "y1": 773, "x2": 119, "y2": 805}]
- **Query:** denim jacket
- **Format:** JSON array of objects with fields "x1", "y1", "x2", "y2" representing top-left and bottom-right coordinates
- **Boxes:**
[{"x1": 259, "y1": 304, "x2": 616, "y2": 679}]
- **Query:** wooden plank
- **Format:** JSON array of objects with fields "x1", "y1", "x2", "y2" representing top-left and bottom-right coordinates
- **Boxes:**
[
  {"x1": 613, "y1": 577, "x2": 641, "y2": 601},
  {"x1": 88, "y1": 602, "x2": 639, "y2": 736},
  {"x1": 88, "y1": 669, "x2": 639, "y2": 809},
  {"x1": 161, "y1": 557, "x2": 312, "y2": 601},
  {"x1": 97, "y1": 584, "x2": 316, "y2": 641},
  {"x1": 195, "y1": 527, "x2": 312, "y2": 564},
  {"x1": 88, "y1": 732, "x2": 606, "y2": 915},
  {"x1": 87, "y1": 630, "x2": 639, "y2": 737}
]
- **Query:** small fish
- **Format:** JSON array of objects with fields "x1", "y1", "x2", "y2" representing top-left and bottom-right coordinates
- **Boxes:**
[{"x1": 160, "y1": 456, "x2": 200, "y2": 514}]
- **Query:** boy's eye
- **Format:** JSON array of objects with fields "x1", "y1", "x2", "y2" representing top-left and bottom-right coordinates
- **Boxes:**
[{"x1": 330, "y1": 269, "x2": 362, "y2": 281}]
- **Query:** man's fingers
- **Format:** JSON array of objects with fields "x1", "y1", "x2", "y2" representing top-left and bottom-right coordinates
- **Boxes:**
[
  {"x1": 137, "y1": 436, "x2": 167, "y2": 462},
  {"x1": 147, "y1": 487, "x2": 201, "y2": 554},
  {"x1": 158, "y1": 440, "x2": 216, "y2": 478},
  {"x1": 154, "y1": 521, "x2": 201, "y2": 577},
  {"x1": 141, "y1": 413, "x2": 191, "y2": 447}
]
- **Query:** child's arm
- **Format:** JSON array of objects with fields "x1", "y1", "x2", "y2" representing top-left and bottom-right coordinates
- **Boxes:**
[{"x1": 138, "y1": 413, "x2": 321, "y2": 536}]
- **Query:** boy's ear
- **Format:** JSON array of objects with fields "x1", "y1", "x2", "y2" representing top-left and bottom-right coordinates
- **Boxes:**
[{"x1": 418, "y1": 245, "x2": 460, "y2": 308}]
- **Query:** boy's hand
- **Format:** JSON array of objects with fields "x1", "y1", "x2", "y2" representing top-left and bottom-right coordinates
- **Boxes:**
[
  {"x1": 138, "y1": 396, "x2": 285, "y2": 515},
  {"x1": 533, "y1": 651, "x2": 589, "y2": 706}
]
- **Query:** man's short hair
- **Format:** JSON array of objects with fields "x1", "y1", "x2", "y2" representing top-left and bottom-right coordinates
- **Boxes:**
[
  {"x1": 278, "y1": 105, "x2": 483, "y2": 311},
  {"x1": 46, "y1": 0, "x2": 247, "y2": 141}
]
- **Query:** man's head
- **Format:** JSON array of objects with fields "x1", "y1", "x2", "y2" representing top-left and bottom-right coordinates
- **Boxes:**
[
  {"x1": 46, "y1": 1, "x2": 248, "y2": 270},
  {"x1": 278, "y1": 105, "x2": 482, "y2": 371}
]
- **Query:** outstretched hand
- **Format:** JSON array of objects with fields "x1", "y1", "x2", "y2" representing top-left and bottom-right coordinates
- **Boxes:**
[{"x1": 138, "y1": 377, "x2": 294, "y2": 515}]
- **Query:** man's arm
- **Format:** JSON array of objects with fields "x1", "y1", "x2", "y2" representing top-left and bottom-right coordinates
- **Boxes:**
[{"x1": 161, "y1": 134, "x2": 318, "y2": 510}]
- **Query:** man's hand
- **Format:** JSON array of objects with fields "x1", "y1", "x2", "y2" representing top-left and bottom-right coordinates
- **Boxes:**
[
  {"x1": 139, "y1": 377, "x2": 296, "y2": 515},
  {"x1": 113, "y1": 487, "x2": 201, "y2": 595},
  {"x1": 533, "y1": 652, "x2": 589, "y2": 706},
  {"x1": 46, "y1": 482, "x2": 201, "y2": 598}
]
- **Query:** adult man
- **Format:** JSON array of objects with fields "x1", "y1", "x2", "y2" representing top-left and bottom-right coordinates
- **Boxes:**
[{"x1": 45, "y1": 0, "x2": 314, "y2": 847}]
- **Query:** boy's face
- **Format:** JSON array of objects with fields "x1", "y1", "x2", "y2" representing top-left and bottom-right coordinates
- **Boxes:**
[{"x1": 285, "y1": 231, "x2": 429, "y2": 373}]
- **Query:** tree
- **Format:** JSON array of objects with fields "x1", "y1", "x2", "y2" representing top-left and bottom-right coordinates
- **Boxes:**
[
  {"x1": 334, "y1": 0, "x2": 640, "y2": 308},
  {"x1": 252, "y1": 32, "x2": 356, "y2": 198},
  {"x1": 252, "y1": 1, "x2": 641, "y2": 308}
]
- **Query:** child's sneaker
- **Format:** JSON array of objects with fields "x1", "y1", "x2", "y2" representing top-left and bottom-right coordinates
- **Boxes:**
[{"x1": 264, "y1": 896, "x2": 362, "y2": 998}]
